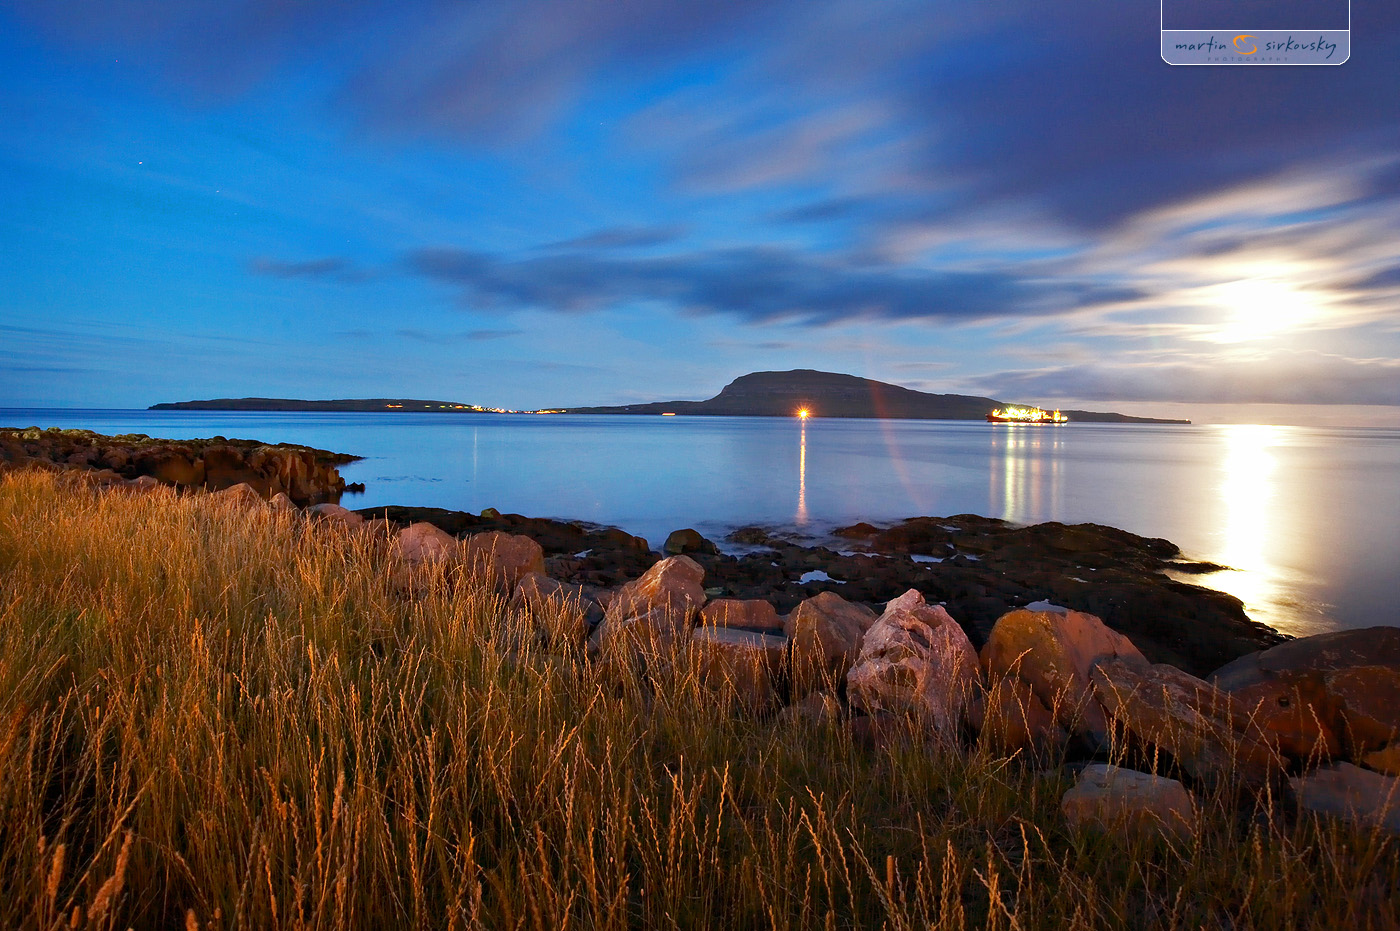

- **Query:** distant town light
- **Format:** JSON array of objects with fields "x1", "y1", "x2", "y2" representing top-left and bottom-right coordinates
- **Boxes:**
[{"x1": 797, "y1": 408, "x2": 811, "y2": 420}]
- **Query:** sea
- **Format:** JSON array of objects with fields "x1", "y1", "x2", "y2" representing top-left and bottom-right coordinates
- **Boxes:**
[{"x1": 5, "y1": 409, "x2": 1399, "y2": 639}]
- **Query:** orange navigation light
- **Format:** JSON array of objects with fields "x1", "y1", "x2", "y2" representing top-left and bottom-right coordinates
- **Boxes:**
[{"x1": 797, "y1": 408, "x2": 810, "y2": 420}]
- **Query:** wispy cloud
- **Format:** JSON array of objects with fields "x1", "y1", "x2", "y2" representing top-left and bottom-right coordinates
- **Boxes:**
[{"x1": 406, "y1": 244, "x2": 1135, "y2": 326}]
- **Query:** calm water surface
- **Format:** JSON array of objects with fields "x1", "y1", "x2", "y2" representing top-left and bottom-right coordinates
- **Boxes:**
[{"x1": 7, "y1": 409, "x2": 1399, "y2": 638}]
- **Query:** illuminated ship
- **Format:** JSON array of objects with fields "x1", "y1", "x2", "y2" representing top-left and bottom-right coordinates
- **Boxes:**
[{"x1": 985, "y1": 405, "x2": 1068, "y2": 424}]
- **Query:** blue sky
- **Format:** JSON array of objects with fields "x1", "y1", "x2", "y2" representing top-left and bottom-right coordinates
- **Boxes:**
[{"x1": 2, "y1": 0, "x2": 1398, "y2": 421}]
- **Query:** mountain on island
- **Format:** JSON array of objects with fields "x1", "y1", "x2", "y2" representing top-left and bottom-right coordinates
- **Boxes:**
[
  {"x1": 561, "y1": 370, "x2": 1189, "y2": 423},
  {"x1": 151, "y1": 371, "x2": 1189, "y2": 423}
]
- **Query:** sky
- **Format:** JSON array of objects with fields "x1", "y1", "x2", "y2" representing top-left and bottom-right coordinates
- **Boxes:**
[{"x1": 2, "y1": 0, "x2": 1398, "y2": 423}]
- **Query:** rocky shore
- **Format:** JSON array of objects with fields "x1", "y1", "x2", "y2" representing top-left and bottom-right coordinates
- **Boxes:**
[
  {"x1": 0, "y1": 427, "x2": 359, "y2": 505},
  {"x1": 7, "y1": 430, "x2": 1399, "y2": 837},
  {"x1": 358, "y1": 505, "x2": 1279, "y2": 678}
]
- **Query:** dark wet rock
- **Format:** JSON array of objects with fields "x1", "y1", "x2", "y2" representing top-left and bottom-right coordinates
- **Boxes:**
[
  {"x1": 664, "y1": 528, "x2": 719, "y2": 556},
  {"x1": 727, "y1": 526, "x2": 779, "y2": 546}
]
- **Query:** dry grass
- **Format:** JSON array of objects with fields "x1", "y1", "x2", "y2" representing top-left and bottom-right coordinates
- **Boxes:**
[{"x1": 0, "y1": 469, "x2": 1396, "y2": 930}]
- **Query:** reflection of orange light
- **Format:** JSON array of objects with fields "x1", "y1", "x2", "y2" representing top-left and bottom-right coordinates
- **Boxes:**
[
  {"x1": 796, "y1": 417, "x2": 808, "y2": 524},
  {"x1": 797, "y1": 408, "x2": 810, "y2": 420}
]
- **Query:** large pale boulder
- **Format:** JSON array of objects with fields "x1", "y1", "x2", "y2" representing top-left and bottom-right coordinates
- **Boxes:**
[
  {"x1": 692, "y1": 627, "x2": 788, "y2": 709},
  {"x1": 598, "y1": 556, "x2": 707, "y2": 654},
  {"x1": 306, "y1": 502, "x2": 364, "y2": 528},
  {"x1": 980, "y1": 608, "x2": 1144, "y2": 745},
  {"x1": 1061, "y1": 764, "x2": 1196, "y2": 842},
  {"x1": 268, "y1": 492, "x2": 296, "y2": 512},
  {"x1": 1090, "y1": 658, "x2": 1283, "y2": 788},
  {"x1": 846, "y1": 590, "x2": 980, "y2": 739},
  {"x1": 786, "y1": 592, "x2": 879, "y2": 698},
  {"x1": 699, "y1": 598, "x2": 783, "y2": 632},
  {"x1": 463, "y1": 531, "x2": 547, "y2": 589},
  {"x1": 1290, "y1": 763, "x2": 1400, "y2": 833},
  {"x1": 604, "y1": 556, "x2": 707, "y2": 626},
  {"x1": 398, "y1": 522, "x2": 459, "y2": 565}
]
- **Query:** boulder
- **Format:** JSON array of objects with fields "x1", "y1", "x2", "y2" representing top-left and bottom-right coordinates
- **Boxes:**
[
  {"x1": 692, "y1": 627, "x2": 787, "y2": 709},
  {"x1": 1212, "y1": 629, "x2": 1400, "y2": 762},
  {"x1": 664, "y1": 528, "x2": 719, "y2": 556},
  {"x1": 1061, "y1": 764, "x2": 1196, "y2": 842},
  {"x1": 306, "y1": 502, "x2": 364, "y2": 528},
  {"x1": 699, "y1": 598, "x2": 784, "y2": 632},
  {"x1": 604, "y1": 555, "x2": 707, "y2": 626},
  {"x1": 463, "y1": 531, "x2": 547, "y2": 588},
  {"x1": 1325, "y1": 665, "x2": 1400, "y2": 753},
  {"x1": 511, "y1": 572, "x2": 601, "y2": 647},
  {"x1": 786, "y1": 592, "x2": 879, "y2": 698},
  {"x1": 598, "y1": 556, "x2": 708, "y2": 655},
  {"x1": 1211, "y1": 627, "x2": 1400, "y2": 691},
  {"x1": 268, "y1": 492, "x2": 296, "y2": 512},
  {"x1": 980, "y1": 608, "x2": 1144, "y2": 745},
  {"x1": 1090, "y1": 658, "x2": 1282, "y2": 788},
  {"x1": 398, "y1": 521, "x2": 460, "y2": 565},
  {"x1": 846, "y1": 590, "x2": 980, "y2": 739},
  {"x1": 1222, "y1": 673, "x2": 1339, "y2": 761},
  {"x1": 1290, "y1": 763, "x2": 1400, "y2": 833},
  {"x1": 978, "y1": 676, "x2": 1065, "y2": 759},
  {"x1": 210, "y1": 482, "x2": 263, "y2": 507}
]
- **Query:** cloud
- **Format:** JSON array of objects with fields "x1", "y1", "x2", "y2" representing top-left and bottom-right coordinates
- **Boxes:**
[
  {"x1": 249, "y1": 256, "x2": 360, "y2": 279},
  {"x1": 21, "y1": 0, "x2": 1400, "y2": 233},
  {"x1": 544, "y1": 226, "x2": 686, "y2": 251},
  {"x1": 406, "y1": 244, "x2": 1134, "y2": 325},
  {"x1": 975, "y1": 352, "x2": 1400, "y2": 406},
  {"x1": 395, "y1": 327, "x2": 522, "y2": 343}
]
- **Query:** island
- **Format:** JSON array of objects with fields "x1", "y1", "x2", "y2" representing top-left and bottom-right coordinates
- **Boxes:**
[
  {"x1": 153, "y1": 370, "x2": 1190, "y2": 423},
  {"x1": 149, "y1": 397, "x2": 524, "y2": 413}
]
